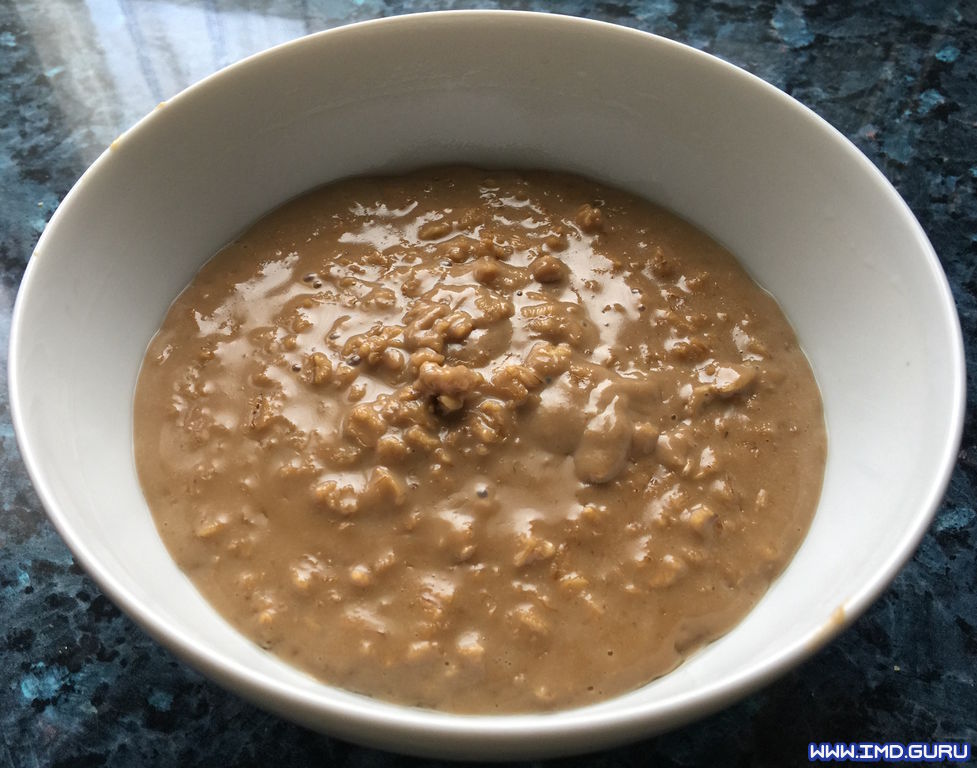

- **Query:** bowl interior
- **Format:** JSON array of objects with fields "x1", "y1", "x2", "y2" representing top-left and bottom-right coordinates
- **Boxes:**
[{"x1": 10, "y1": 11, "x2": 963, "y2": 759}]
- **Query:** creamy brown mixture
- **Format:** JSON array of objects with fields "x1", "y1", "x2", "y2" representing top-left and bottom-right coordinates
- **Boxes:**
[{"x1": 134, "y1": 167, "x2": 825, "y2": 713}]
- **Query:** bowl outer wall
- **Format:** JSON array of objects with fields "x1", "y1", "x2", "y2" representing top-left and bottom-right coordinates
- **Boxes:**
[{"x1": 8, "y1": 11, "x2": 966, "y2": 760}]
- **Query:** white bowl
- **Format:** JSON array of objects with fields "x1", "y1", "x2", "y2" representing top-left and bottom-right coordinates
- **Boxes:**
[{"x1": 9, "y1": 10, "x2": 964, "y2": 759}]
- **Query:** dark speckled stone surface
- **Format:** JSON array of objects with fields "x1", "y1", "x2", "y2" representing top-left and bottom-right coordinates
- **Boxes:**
[{"x1": 2, "y1": 1, "x2": 975, "y2": 765}]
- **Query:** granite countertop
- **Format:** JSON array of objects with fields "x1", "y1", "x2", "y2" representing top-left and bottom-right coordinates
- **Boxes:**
[{"x1": 1, "y1": 1, "x2": 974, "y2": 765}]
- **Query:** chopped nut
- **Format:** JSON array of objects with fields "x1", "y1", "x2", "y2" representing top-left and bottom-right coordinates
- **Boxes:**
[
  {"x1": 360, "y1": 466, "x2": 407, "y2": 511},
  {"x1": 647, "y1": 554, "x2": 687, "y2": 588},
  {"x1": 380, "y1": 347, "x2": 405, "y2": 372},
  {"x1": 666, "y1": 336, "x2": 710, "y2": 362},
  {"x1": 347, "y1": 383, "x2": 367, "y2": 402},
  {"x1": 312, "y1": 481, "x2": 359, "y2": 516},
  {"x1": 575, "y1": 203, "x2": 604, "y2": 233},
  {"x1": 409, "y1": 348, "x2": 445, "y2": 371},
  {"x1": 558, "y1": 572, "x2": 589, "y2": 591},
  {"x1": 475, "y1": 236, "x2": 512, "y2": 260},
  {"x1": 290, "y1": 555, "x2": 326, "y2": 591},
  {"x1": 579, "y1": 504, "x2": 607, "y2": 523},
  {"x1": 472, "y1": 256, "x2": 501, "y2": 284},
  {"x1": 650, "y1": 246, "x2": 677, "y2": 279},
  {"x1": 250, "y1": 366, "x2": 276, "y2": 388},
  {"x1": 344, "y1": 402, "x2": 387, "y2": 447},
  {"x1": 417, "y1": 220, "x2": 452, "y2": 240},
  {"x1": 333, "y1": 362, "x2": 359, "y2": 388},
  {"x1": 404, "y1": 424, "x2": 441, "y2": 451},
  {"x1": 490, "y1": 364, "x2": 543, "y2": 404},
  {"x1": 376, "y1": 434, "x2": 409, "y2": 463},
  {"x1": 529, "y1": 254, "x2": 569, "y2": 283},
  {"x1": 543, "y1": 231, "x2": 569, "y2": 251},
  {"x1": 513, "y1": 534, "x2": 556, "y2": 567},
  {"x1": 444, "y1": 312, "x2": 474, "y2": 343},
  {"x1": 683, "y1": 504, "x2": 719, "y2": 537},
  {"x1": 437, "y1": 394, "x2": 464, "y2": 413},
  {"x1": 416, "y1": 361, "x2": 484, "y2": 399},
  {"x1": 524, "y1": 342, "x2": 572, "y2": 377},
  {"x1": 309, "y1": 352, "x2": 332, "y2": 385},
  {"x1": 632, "y1": 421, "x2": 659, "y2": 456},
  {"x1": 455, "y1": 631, "x2": 485, "y2": 661},
  {"x1": 194, "y1": 512, "x2": 228, "y2": 539},
  {"x1": 510, "y1": 603, "x2": 549, "y2": 635},
  {"x1": 349, "y1": 564, "x2": 373, "y2": 587},
  {"x1": 442, "y1": 236, "x2": 476, "y2": 262},
  {"x1": 712, "y1": 364, "x2": 757, "y2": 397}
]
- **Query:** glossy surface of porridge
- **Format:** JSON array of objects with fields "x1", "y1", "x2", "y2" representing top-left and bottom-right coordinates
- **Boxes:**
[{"x1": 134, "y1": 168, "x2": 826, "y2": 712}]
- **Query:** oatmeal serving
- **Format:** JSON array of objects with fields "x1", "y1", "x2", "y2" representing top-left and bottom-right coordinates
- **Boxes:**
[{"x1": 134, "y1": 167, "x2": 826, "y2": 712}]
